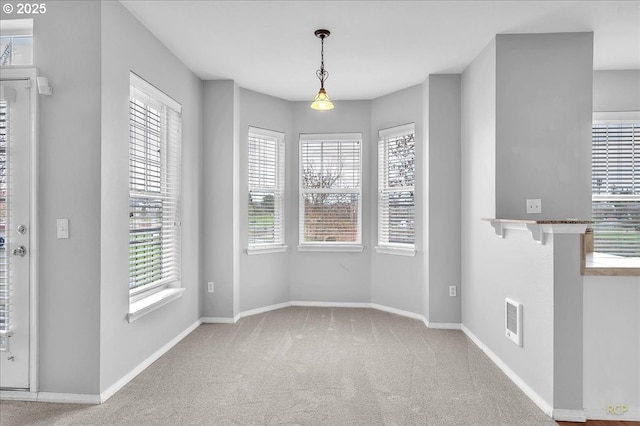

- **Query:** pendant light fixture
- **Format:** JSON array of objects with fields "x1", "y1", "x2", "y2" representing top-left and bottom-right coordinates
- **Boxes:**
[{"x1": 310, "y1": 29, "x2": 334, "y2": 110}]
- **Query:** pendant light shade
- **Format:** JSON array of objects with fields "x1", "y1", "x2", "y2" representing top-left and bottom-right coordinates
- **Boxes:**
[
  {"x1": 311, "y1": 29, "x2": 334, "y2": 110},
  {"x1": 311, "y1": 88, "x2": 334, "y2": 111}
]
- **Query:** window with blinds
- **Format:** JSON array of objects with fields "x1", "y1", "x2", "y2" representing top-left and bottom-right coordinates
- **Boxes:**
[
  {"x1": 129, "y1": 73, "x2": 182, "y2": 294},
  {"x1": 299, "y1": 133, "x2": 362, "y2": 246},
  {"x1": 592, "y1": 121, "x2": 640, "y2": 257},
  {"x1": 248, "y1": 127, "x2": 285, "y2": 251},
  {"x1": 378, "y1": 124, "x2": 416, "y2": 251},
  {"x1": 0, "y1": 100, "x2": 9, "y2": 350}
]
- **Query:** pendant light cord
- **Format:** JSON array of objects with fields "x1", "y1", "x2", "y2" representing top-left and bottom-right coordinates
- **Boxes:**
[{"x1": 317, "y1": 35, "x2": 329, "y2": 89}]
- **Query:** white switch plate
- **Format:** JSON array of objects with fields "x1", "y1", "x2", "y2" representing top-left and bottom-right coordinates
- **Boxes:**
[
  {"x1": 208, "y1": 282, "x2": 214, "y2": 293},
  {"x1": 56, "y1": 219, "x2": 69, "y2": 239},
  {"x1": 449, "y1": 285, "x2": 457, "y2": 297},
  {"x1": 526, "y1": 199, "x2": 542, "y2": 214}
]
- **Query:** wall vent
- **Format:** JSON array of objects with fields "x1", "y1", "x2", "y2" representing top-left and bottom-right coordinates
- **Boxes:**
[{"x1": 505, "y1": 298, "x2": 522, "y2": 346}]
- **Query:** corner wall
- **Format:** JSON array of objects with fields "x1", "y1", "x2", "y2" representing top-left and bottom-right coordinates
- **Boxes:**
[
  {"x1": 34, "y1": 0, "x2": 102, "y2": 395},
  {"x1": 100, "y1": 0, "x2": 203, "y2": 393},
  {"x1": 237, "y1": 88, "x2": 293, "y2": 312},
  {"x1": 462, "y1": 32, "x2": 594, "y2": 415},
  {"x1": 426, "y1": 75, "x2": 461, "y2": 325},
  {"x1": 370, "y1": 86, "x2": 424, "y2": 314},
  {"x1": 202, "y1": 80, "x2": 239, "y2": 319},
  {"x1": 461, "y1": 38, "x2": 555, "y2": 407}
]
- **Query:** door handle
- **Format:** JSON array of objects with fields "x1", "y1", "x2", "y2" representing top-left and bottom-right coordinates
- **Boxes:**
[{"x1": 12, "y1": 246, "x2": 26, "y2": 257}]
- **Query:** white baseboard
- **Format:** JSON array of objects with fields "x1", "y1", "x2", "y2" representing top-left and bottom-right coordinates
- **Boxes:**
[
  {"x1": 0, "y1": 387, "x2": 98, "y2": 405},
  {"x1": 553, "y1": 409, "x2": 586, "y2": 422},
  {"x1": 461, "y1": 324, "x2": 554, "y2": 418},
  {"x1": 232, "y1": 301, "x2": 462, "y2": 333},
  {"x1": 99, "y1": 318, "x2": 202, "y2": 403},
  {"x1": 584, "y1": 407, "x2": 640, "y2": 421},
  {"x1": 0, "y1": 390, "x2": 37, "y2": 402},
  {"x1": 426, "y1": 322, "x2": 462, "y2": 330},
  {"x1": 237, "y1": 302, "x2": 292, "y2": 320},
  {"x1": 291, "y1": 301, "x2": 371, "y2": 308},
  {"x1": 201, "y1": 317, "x2": 236, "y2": 324},
  {"x1": 37, "y1": 392, "x2": 101, "y2": 404},
  {"x1": 370, "y1": 303, "x2": 425, "y2": 321}
]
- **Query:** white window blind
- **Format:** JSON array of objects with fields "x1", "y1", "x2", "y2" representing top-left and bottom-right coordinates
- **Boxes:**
[
  {"x1": 129, "y1": 73, "x2": 182, "y2": 294},
  {"x1": 0, "y1": 99, "x2": 9, "y2": 350},
  {"x1": 378, "y1": 124, "x2": 415, "y2": 249},
  {"x1": 592, "y1": 121, "x2": 640, "y2": 257},
  {"x1": 248, "y1": 127, "x2": 285, "y2": 249},
  {"x1": 299, "y1": 133, "x2": 362, "y2": 245}
]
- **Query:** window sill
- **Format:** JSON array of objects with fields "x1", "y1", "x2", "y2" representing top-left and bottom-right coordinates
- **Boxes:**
[
  {"x1": 127, "y1": 288, "x2": 186, "y2": 323},
  {"x1": 375, "y1": 246, "x2": 416, "y2": 256},
  {"x1": 297, "y1": 244, "x2": 364, "y2": 253},
  {"x1": 582, "y1": 252, "x2": 640, "y2": 276},
  {"x1": 246, "y1": 245, "x2": 288, "y2": 255},
  {"x1": 580, "y1": 231, "x2": 640, "y2": 276}
]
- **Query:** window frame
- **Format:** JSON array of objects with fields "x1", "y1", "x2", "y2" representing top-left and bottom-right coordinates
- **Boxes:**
[
  {"x1": 247, "y1": 126, "x2": 287, "y2": 255},
  {"x1": 298, "y1": 133, "x2": 363, "y2": 252},
  {"x1": 376, "y1": 123, "x2": 416, "y2": 256},
  {"x1": 585, "y1": 111, "x2": 640, "y2": 274},
  {"x1": 127, "y1": 73, "x2": 184, "y2": 321},
  {"x1": 0, "y1": 19, "x2": 33, "y2": 67}
]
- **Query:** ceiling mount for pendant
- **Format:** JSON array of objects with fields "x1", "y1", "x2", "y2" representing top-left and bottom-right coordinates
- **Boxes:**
[{"x1": 311, "y1": 28, "x2": 334, "y2": 111}]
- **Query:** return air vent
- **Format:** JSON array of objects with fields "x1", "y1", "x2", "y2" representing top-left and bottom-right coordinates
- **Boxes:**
[{"x1": 505, "y1": 298, "x2": 522, "y2": 346}]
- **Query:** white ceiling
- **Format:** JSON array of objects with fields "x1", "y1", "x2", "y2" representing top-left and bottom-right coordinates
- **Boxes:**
[{"x1": 120, "y1": 1, "x2": 640, "y2": 101}]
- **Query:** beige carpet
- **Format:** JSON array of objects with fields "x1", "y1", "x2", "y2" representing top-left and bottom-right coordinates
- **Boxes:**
[{"x1": 0, "y1": 307, "x2": 557, "y2": 425}]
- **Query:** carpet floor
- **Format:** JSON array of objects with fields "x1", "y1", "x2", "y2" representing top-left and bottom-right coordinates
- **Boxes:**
[{"x1": 0, "y1": 307, "x2": 557, "y2": 425}]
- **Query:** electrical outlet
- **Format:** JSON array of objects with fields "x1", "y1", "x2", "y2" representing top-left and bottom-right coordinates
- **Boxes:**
[
  {"x1": 207, "y1": 282, "x2": 214, "y2": 293},
  {"x1": 526, "y1": 198, "x2": 542, "y2": 214},
  {"x1": 449, "y1": 285, "x2": 457, "y2": 297},
  {"x1": 57, "y1": 218, "x2": 69, "y2": 239}
]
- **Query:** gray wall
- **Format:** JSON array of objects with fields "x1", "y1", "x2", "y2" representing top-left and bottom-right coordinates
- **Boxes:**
[
  {"x1": 461, "y1": 37, "x2": 555, "y2": 406},
  {"x1": 462, "y1": 32, "x2": 594, "y2": 410},
  {"x1": 593, "y1": 70, "x2": 640, "y2": 112},
  {"x1": 99, "y1": 1, "x2": 203, "y2": 392},
  {"x1": 34, "y1": 0, "x2": 102, "y2": 394},
  {"x1": 426, "y1": 75, "x2": 461, "y2": 324},
  {"x1": 495, "y1": 33, "x2": 593, "y2": 220},
  {"x1": 552, "y1": 234, "x2": 584, "y2": 410},
  {"x1": 203, "y1": 80, "x2": 239, "y2": 319},
  {"x1": 289, "y1": 101, "x2": 372, "y2": 303},
  {"x1": 238, "y1": 88, "x2": 293, "y2": 312},
  {"x1": 370, "y1": 85, "x2": 424, "y2": 314}
]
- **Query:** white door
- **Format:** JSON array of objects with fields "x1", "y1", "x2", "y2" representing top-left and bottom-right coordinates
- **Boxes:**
[{"x1": 0, "y1": 79, "x2": 31, "y2": 389}]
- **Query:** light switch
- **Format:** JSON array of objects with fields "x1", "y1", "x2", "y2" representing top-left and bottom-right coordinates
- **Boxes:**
[{"x1": 57, "y1": 219, "x2": 69, "y2": 239}]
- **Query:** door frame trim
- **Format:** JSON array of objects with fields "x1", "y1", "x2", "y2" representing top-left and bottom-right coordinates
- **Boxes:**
[{"x1": 1, "y1": 68, "x2": 39, "y2": 393}]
